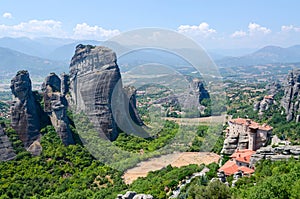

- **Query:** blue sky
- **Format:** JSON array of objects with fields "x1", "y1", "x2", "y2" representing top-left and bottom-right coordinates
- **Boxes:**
[{"x1": 0, "y1": 0, "x2": 299, "y2": 49}]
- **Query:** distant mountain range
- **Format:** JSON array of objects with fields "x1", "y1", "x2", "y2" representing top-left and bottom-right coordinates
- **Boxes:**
[
  {"x1": 216, "y1": 45, "x2": 300, "y2": 67},
  {"x1": 0, "y1": 47, "x2": 67, "y2": 77},
  {"x1": 0, "y1": 36, "x2": 300, "y2": 78}
]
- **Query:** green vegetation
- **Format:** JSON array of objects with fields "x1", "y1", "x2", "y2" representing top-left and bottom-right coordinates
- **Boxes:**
[
  {"x1": 113, "y1": 120, "x2": 179, "y2": 153},
  {"x1": 233, "y1": 159, "x2": 300, "y2": 199},
  {"x1": 0, "y1": 126, "x2": 127, "y2": 199},
  {"x1": 129, "y1": 164, "x2": 205, "y2": 198},
  {"x1": 178, "y1": 159, "x2": 300, "y2": 199}
]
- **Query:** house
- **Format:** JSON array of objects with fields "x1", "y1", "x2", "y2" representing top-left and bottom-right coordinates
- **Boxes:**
[
  {"x1": 222, "y1": 118, "x2": 273, "y2": 155},
  {"x1": 219, "y1": 149, "x2": 255, "y2": 176}
]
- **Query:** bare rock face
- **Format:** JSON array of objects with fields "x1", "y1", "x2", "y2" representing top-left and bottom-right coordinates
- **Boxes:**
[
  {"x1": 254, "y1": 96, "x2": 274, "y2": 115},
  {"x1": 116, "y1": 191, "x2": 153, "y2": 199},
  {"x1": 10, "y1": 70, "x2": 41, "y2": 147},
  {"x1": 69, "y1": 45, "x2": 121, "y2": 141},
  {"x1": 0, "y1": 126, "x2": 16, "y2": 161},
  {"x1": 192, "y1": 78, "x2": 210, "y2": 103},
  {"x1": 123, "y1": 85, "x2": 144, "y2": 126},
  {"x1": 281, "y1": 69, "x2": 300, "y2": 122},
  {"x1": 250, "y1": 145, "x2": 300, "y2": 167},
  {"x1": 265, "y1": 81, "x2": 281, "y2": 96},
  {"x1": 42, "y1": 73, "x2": 75, "y2": 145}
]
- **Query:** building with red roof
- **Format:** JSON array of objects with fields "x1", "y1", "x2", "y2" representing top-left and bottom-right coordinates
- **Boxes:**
[
  {"x1": 219, "y1": 149, "x2": 255, "y2": 176},
  {"x1": 222, "y1": 118, "x2": 272, "y2": 155}
]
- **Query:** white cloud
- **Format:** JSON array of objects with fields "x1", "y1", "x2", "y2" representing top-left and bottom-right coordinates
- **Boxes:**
[
  {"x1": 2, "y1": 12, "x2": 12, "y2": 19},
  {"x1": 248, "y1": 22, "x2": 271, "y2": 35},
  {"x1": 231, "y1": 30, "x2": 247, "y2": 38},
  {"x1": 281, "y1": 25, "x2": 300, "y2": 32},
  {"x1": 72, "y1": 23, "x2": 120, "y2": 40},
  {"x1": 0, "y1": 19, "x2": 66, "y2": 38},
  {"x1": 177, "y1": 22, "x2": 216, "y2": 37},
  {"x1": 231, "y1": 22, "x2": 271, "y2": 38}
]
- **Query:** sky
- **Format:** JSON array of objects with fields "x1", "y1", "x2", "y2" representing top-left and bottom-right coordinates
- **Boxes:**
[{"x1": 0, "y1": 0, "x2": 299, "y2": 50}]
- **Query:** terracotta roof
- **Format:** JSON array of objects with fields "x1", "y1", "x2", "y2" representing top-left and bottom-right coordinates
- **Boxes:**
[
  {"x1": 229, "y1": 118, "x2": 272, "y2": 131},
  {"x1": 219, "y1": 160, "x2": 255, "y2": 176},
  {"x1": 238, "y1": 166, "x2": 255, "y2": 174},
  {"x1": 230, "y1": 149, "x2": 255, "y2": 164},
  {"x1": 264, "y1": 95, "x2": 274, "y2": 100},
  {"x1": 218, "y1": 160, "x2": 239, "y2": 176}
]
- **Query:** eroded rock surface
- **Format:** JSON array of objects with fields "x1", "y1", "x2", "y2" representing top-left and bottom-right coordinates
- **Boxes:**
[
  {"x1": 10, "y1": 70, "x2": 41, "y2": 147},
  {"x1": 116, "y1": 191, "x2": 153, "y2": 199},
  {"x1": 250, "y1": 145, "x2": 300, "y2": 167},
  {"x1": 69, "y1": 45, "x2": 121, "y2": 141},
  {"x1": 281, "y1": 69, "x2": 300, "y2": 122},
  {"x1": 42, "y1": 73, "x2": 75, "y2": 145},
  {"x1": 0, "y1": 126, "x2": 16, "y2": 161}
]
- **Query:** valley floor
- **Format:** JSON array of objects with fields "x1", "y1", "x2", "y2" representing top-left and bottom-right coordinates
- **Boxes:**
[{"x1": 122, "y1": 152, "x2": 220, "y2": 184}]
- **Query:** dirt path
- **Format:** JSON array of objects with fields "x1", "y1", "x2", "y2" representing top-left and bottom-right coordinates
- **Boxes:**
[
  {"x1": 163, "y1": 115, "x2": 230, "y2": 125},
  {"x1": 122, "y1": 152, "x2": 220, "y2": 184}
]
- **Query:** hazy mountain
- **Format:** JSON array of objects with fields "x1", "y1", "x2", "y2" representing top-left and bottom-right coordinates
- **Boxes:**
[
  {"x1": 48, "y1": 40, "x2": 102, "y2": 61},
  {"x1": 216, "y1": 45, "x2": 300, "y2": 67},
  {"x1": 0, "y1": 37, "x2": 76, "y2": 60},
  {"x1": 0, "y1": 47, "x2": 68, "y2": 77}
]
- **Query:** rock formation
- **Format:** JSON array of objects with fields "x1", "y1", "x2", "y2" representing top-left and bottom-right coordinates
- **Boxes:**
[
  {"x1": 281, "y1": 69, "x2": 300, "y2": 122},
  {"x1": 253, "y1": 95, "x2": 274, "y2": 114},
  {"x1": 0, "y1": 126, "x2": 16, "y2": 161},
  {"x1": 69, "y1": 44, "x2": 122, "y2": 141},
  {"x1": 42, "y1": 73, "x2": 75, "y2": 145},
  {"x1": 10, "y1": 70, "x2": 41, "y2": 147},
  {"x1": 265, "y1": 81, "x2": 281, "y2": 96},
  {"x1": 116, "y1": 191, "x2": 153, "y2": 199},
  {"x1": 123, "y1": 85, "x2": 144, "y2": 126},
  {"x1": 191, "y1": 78, "x2": 210, "y2": 103},
  {"x1": 250, "y1": 145, "x2": 300, "y2": 167}
]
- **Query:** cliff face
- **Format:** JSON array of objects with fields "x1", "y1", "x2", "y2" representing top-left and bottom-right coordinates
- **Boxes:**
[
  {"x1": 42, "y1": 73, "x2": 75, "y2": 145},
  {"x1": 123, "y1": 85, "x2": 144, "y2": 126},
  {"x1": 0, "y1": 126, "x2": 16, "y2": 161},
  {"x1": 281, "y1": 69, "x2": 300, "y2": 122},
  {"x1": 192, "y1": 78, "x2": 210, "y2": 103},
  {"x1": 10, "y1": 70, "x2": 41, "y2": 147},
  {"x1": 69, "y1": 45, "x2": 121, "y2": 141}
]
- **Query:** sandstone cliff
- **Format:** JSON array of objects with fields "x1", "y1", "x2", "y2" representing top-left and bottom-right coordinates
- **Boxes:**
[
  {"x1": 0, "y1": 126, "x2": 16, "y2": 161},
  {"x1": 69, "y1": 45, "x2": 121, "y2": 141},
  {"x1": 281, "y1": 69, "x2": 300, "y2": 122},
  {"x1": 69, "y1": 44, "x2": 146, "y2": 140},
  {"x1": 10, "y1": 70, "x2": 41, "y2": 147},
  {"x1": 42, "y1": 73, "x2": 75, "y2": 145}
]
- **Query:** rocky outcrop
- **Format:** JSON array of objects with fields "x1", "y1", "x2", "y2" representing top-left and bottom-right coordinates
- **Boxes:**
[
  {"x1": 0, "y1": 126, "x2": 16, "y2": 161},
  {"x1": 69, "y1": 45, "x2": 121, "y2": 141},
  {"x1": 191, "y1": 78, "x2": 210, "y2": 103},
  {"x1": 281, "y1": 69, "x2": 300, "y2": 122},
  {"x1": 123, "y1": 85, "x2": 144, "y2": 126},
  {"x1": 42, "y1": 73, "x2": 75, "y2": 145},
  {"x1": 250, "y1": 145, "x2": 300, "y2": 167},
  {"x1": 254, "y1": 95, "x2": 274, "y2": 114},
  {"x1": 116, "y1": 191, "x2": 153, "y2": 199},
  {"x1": 265, "y1": 81, "x2": 281, "y2": 96},
  {"x1": 10, "y1": 70, "x2": 41, "y2": 147}
]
